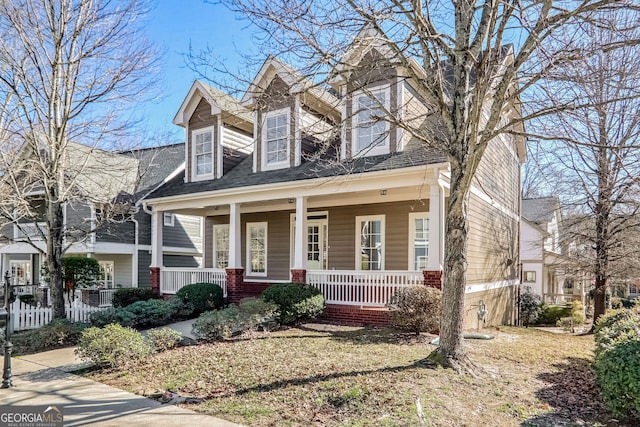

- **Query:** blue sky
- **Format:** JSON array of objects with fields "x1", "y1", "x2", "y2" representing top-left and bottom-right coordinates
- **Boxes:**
[{"x1": 141, "y1": 1, "x2": 255, "y2": 143}]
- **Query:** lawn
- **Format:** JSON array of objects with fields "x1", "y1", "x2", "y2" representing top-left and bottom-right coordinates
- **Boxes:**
[{"x1": 86, "y1": 324, "x2": 615, "y2": 426}]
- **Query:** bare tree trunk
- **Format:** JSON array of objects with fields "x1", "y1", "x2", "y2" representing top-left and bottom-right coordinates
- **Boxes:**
[{"x1": 47, "y1": 194, "x2": 65, "y2": 319}]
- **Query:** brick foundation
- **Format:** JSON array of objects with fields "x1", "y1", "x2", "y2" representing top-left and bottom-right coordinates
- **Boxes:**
[
  {"x1": 320, "y1": 304, "x2": 390, "y2": 326},
  {"x1": 423, "y1": 270, "x2": 443, "y2": 289},
  {"x1": 242, "y1": 281, "x2": 270, "y2": 298},
  {"x1": 291, "y1": 269, "x2": 307, "y2": 284},
  {"x1": 150, "y1": 267, "x2": 160, "y2": 294},
  {"x1": 225, "y1": 268, "x2": 245, "y2": 304}
]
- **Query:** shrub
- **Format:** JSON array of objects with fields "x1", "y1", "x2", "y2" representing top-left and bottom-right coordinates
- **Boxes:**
[
  {"x1": 76, "y1": 324, "x2": 152, "y2": 368},
  {"x1": 519, "y1": 287, "x2": 542, "y2": 326},
  {"x1": 146, "y1": 327, "x2": 182, "y2": 352},
  {"x1": 6, "y1": 320, "x2": 86, "y2": 356},
  {"x1": 62, "y1": 256, "x2": 101, "y2": 289},
  {"x1": 387, "y1": 286, "x2": 442, "y2": 334},
  {"x1": 594, "y1": 309, "x2": 640, "y2": 354},
  {"x1": 192, "y1": 306, "x2": 246, "y2": 341},
  {"x1": 112, "y1": 288, "x2": 159, "y2": 308},
  {"x1": 89, "y1": 307, "x2": 136, "y2": 327},
  {"x1": 238, "y1": 297, "x2": 279, "y2": 331},
  {"x1": 536, "y1": 304, "x2": 572, "y2": 325},
  {"x1": 262, "y1": 283, "x2": 325, "y2": 325},
  {"x1": 175, "y1": 283, "x2": 224, "y2": 316},
  {"x1": 126, "y1": 299, "x2": 173, "y2": 327},
  {"x1": 593, "y1": 339, "x2": 640, "y2": 420},
  {"x1": 18, "y1": 294, "x2": 37, "y2": 306},
  {"x1": 167, "y1": 296, "x2": 196, "y2": 319}
]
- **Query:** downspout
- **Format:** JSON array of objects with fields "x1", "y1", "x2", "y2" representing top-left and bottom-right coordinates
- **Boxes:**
[{"x1": 130, "y1": 206, "x2": 140, "y2": 288}]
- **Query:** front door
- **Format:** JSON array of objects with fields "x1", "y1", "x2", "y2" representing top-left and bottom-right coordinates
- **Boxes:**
[
  {"x1": 10, "y1": 260, "x2": 31, "y2": 286},
  {"x1": 306, "y1": 220, "x2": 328, "y2": 270}
]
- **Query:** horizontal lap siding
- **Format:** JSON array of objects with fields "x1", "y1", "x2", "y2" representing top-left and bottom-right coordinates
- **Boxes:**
[
  {"x1": 243, "y1": 211, "x2": 292, "y2": 281},
  {"x1": 327, "y1": 201, "x2": 428, "y2": 271},
  {"x1": 137, "y1": 250, "x2": 151, "y2": 287},
  {"x1": 163, "y1": 214, "x2": 202, "y2": 250},
  {"x1": 463, "y1": 285, "x2": 516, "y2": 327},
  {"x1": 93, "y1": 254, "x2": 132, "y2": 288}
]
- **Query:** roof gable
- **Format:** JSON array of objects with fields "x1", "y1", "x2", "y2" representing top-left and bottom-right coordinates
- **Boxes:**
[
  {"x1": 173, "y1": 80, "x2": 252, "y2": 127},
  {"x1": 522, "y1": 196, "x2": 561, "y2": 224}
]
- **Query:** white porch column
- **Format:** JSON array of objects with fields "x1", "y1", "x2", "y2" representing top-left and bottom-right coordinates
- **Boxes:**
[
  {"x1": 427, "y1": 183, "x2": 444, "y2": 270},
  {"x1": 150, "y1": 210, "x2": 163, "y2": 268},
  {"x1": 293, "y1": 196, "x2": 308, "y2": 270},
  {"x1": 228, "y1": 203, "x2": 242, "y2": 268}
]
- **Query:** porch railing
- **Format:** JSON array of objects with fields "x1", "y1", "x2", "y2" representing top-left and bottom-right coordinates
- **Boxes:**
[
  {"x1": 307, "y1": 270, "x2": 424, "y2": 307},
  {"x1": 99, "y1": 289, "x2": 115, "y2": 307},
  {"x1": 160, "y1": 267, "x2": 227, "y2": 297}
]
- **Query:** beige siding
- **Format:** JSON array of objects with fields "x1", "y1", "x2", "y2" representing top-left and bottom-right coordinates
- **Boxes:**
[
  {"x1": 204, "y1": 215, "x2": 229, "y2": 268},
  {"x1": 463, "y1": 285, "x2": 516, "y2": 327},
  {"x1": 242, "y1": 211, "x2": 292, "y2": 280}
]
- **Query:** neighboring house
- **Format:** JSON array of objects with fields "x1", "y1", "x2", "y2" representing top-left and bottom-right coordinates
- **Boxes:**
[
  {"x1": 143, "y1": 33, "x2": 525, "y2": 327},
  {"x1": 0, "y1": 142, "x2": 202, "y2": 299},
  {"x1": 520, "y1": 196, "x2": 586, "y2": 304}
]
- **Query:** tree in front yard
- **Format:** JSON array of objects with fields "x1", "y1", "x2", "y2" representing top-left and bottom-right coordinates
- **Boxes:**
[
  {"x1": 0, "y1": 0, "x2": 157, "y2": 319},
  {"x1": 196, "y1": 0, "x2": 631, "y2": 373}
]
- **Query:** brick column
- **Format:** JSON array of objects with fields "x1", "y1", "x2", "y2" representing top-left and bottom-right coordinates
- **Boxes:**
[
  {"x1": 291, "y1": 269, "x2": 307, "y2": 284},
  {"x1": 423, "y1": 270, "x2": 442, "y2": 290},
  {"x1": 150, "y1": 267, "x2": 161, "y2": 294},
  {"x1": 226, "y1": 268, "x2": 245, "y2": 304}
]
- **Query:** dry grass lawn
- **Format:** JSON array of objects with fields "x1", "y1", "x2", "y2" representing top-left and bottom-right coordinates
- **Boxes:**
[{"x1": 86, "y1": 324, "x2": 622, "y2": 426}]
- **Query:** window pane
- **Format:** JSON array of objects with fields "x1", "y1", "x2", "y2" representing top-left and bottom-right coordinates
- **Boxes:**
[
  {"x1": 265, "y1": 112, "x2": 288, "y2": 165},
  {"x1": 214, "y1": 226, "x2": 229, "y2": 269},
  {"x1": 412, "y1": 217, "x2": 429, "y2": 270},
  {"x1": 248, "y1": 224, "x2": 266, "y2": 274},
  {"x1": 359, "y1": 219, "x2": 382, "y2": 270}
]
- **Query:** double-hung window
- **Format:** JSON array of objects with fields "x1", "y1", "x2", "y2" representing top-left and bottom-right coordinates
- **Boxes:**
[
  {"x1": 247, "y1": 222, "x2": 267, "y2": 276},
  {"x1": 409, "y1": 213, "x2": 429, "y2": 270},
  {"x1": 263, "y1": 108, "x2": 289, "y2": 169},
  {"x1": 356, "y1": 215, "x2": 385, "y2": 270},
  {"x1": 193, "y1": 127, "x2": 213, "y2": 179},
  {"x1": 354, "y1": 86, "x2": 390, "y2": 156},
  {"x1": 213, "y1": 224, "x2": 229, "y2": 269}
]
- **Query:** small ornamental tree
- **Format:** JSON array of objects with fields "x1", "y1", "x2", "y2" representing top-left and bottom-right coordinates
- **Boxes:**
[
  {"x1": 62, "y1": 257, "x2": 101, "y2": 290},
  {"x1": 519, "y1": 286, "x2": 542, "y2": 327}
]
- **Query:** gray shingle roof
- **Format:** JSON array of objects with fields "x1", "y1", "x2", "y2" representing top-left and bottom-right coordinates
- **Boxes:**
[
  {"x1": 148, "y1": 139, "x2": 447, "y2": 199},
  {"x1": 120, "y1": 143, "x2": 185, "y2": 201},
  {"x1": 522, "y1": 196, "x2": 561, "y2": 223}
]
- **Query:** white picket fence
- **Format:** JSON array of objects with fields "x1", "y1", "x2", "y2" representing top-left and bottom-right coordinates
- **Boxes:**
[{"x1": 9, "y1": 298, "x2": 108, "y2": 331}]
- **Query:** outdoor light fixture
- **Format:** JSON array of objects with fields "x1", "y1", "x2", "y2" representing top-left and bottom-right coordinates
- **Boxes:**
[
  {"x1": 2, "y1": 270, "x2": 13, "y2": 388},
  {"x1": 379, "y1": 189, "x2": 387, "y2": 196},
  {"x1": 288, "y1": 198, "x2": 295, "y2": 203}
]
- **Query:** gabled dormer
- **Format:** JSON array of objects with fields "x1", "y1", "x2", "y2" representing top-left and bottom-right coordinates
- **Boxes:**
[
  {"x1": 330, "y1": 27, "x2": 429, "y2": 160},
  {"x1": 242, "y1": 56, "x2": 340, "y2": 173},
  {"x1": 174, "y1": 81, "x2": 253, "y2": 183}
]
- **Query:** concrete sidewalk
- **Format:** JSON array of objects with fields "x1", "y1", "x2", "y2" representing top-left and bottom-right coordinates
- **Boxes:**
[{"x1": 0, "y1": 347, "x2": 241, "y2": 426}]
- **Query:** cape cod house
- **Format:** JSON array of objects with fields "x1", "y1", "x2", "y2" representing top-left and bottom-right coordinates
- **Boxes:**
[
  {"x1": 143, "y1": 35, "x2": 525, "y2": 327},
  {"x1": 0, "y1": 143, "x2": 202, "y2": 305}
]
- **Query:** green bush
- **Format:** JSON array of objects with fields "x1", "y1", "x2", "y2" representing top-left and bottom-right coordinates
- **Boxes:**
[
  {"x1": 76, "y1": 324, "x2": 152, "y2": 368},
  {"x1": 238, "y1": 297, "x2": 280, "y2": 331},
  {"x1": 519, "y1": 286, "x2": 542, "y2": 326},
  {"x1": 593, "y1": 339, "x2": 640, "y2": 419},
  {"x1": 611, "y1": 297, "x2": 638, "y2": 310},
  {"x1": 536, "y1": 304, "x2": 572, "y2": 325},
  {"x1": 89, "y1": 307, "x2": 136, "y2": 327},
  {"x1": 18, "y1": 294, "x2": 37, "y2": 306},
  {"x1": 192, "y1": 306, "x2": 246, "y2": 341},
  {"x1": 62, "y1": 256, "x2": 101, "y2": 289},
  {"x1": 6, "y1": 320, "x2": 86, "y2": 356},
  {"x1": 167, "y1": 297, "x2": 196, "y2": 319},
  {"x1": 175, "y1": 283, "x2": 224, "y2": 316},
  {"x1": 112, "y1": 288, "x2": 159, "y2": 308},
  {"x1": 387, "y1": 286, "x2": 442, "y2": 334},
  {"x1": 594, "y1": 309, "x2": 640, "y2": 354},
  {"x1": 127, "y1": 299, "x2": 173, "y2": 327},
  {"x1": 262, "y1": 283, "x2": 325, "y2": 325},
  {"x1": 146, "y1": 327, "x2": 182, "y2": 352}
]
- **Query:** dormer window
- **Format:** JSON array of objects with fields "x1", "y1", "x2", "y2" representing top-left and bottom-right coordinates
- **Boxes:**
[
  {"x1": 192, "y1": 127, "x2": 214, "y2": 180},
  {"x1": 354, "y1": 85, "x2": 390, "y2": 157},
  {"x1": 262, "y1": 107, "x2": 290, "y2": 170}
]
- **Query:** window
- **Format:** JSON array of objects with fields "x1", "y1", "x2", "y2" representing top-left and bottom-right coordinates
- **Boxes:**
[
  {"x1": 192, "y1": 127, "x2": 213, "y2": 178},
  {"x1": 213, "y1": 224, "x2": 229, "y2": 269},
  {"x1": 356, "y1": 215, "x2": 385, "y2": 270},
  {"x1": 524, "y1": 271, "x2": 536, "y2": 282},
  {"x1": 262, "y1": 108, "x2": 289, "y2": 169},
  {"x1": 354, "y1": 86, "x2": 390, "y2": 156},
  {"x1": 163, "y1": 212, "x2": 174, "y2": 227},
  {"x1": 98, "y1": 261, "x2": 114, "y2": 289},
  {"x1": 247, "y1": 222, "x2": 267, "y2": 276},
  {"x1": 10, "y1": 260, "x2": 31, "y2": 286},
  {"x1": 409, "y1": 214, "x2": 429, "y2": 270}
]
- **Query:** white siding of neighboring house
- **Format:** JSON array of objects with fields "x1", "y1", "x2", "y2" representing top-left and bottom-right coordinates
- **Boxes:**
[{"x1": 520, "y1": 220, "x2": 545, "y2": 296}]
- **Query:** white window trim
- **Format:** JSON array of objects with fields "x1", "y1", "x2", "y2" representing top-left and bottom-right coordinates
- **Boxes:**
[
  {"x1": 191, "y1": 126, "x2": 215, "y2": 181},
  {"x1": 289, "y1": 211, "x2": 329, "y2": 268},
  {"x1": 408, "y1": 212, "x2": 429, "y2": 271},
  {"x1": 353, "y1": 85, "x2": 391, "y2": 157},
  {"x1": 246, "y1": 222, "x2": 268, "y2": 277},
  {"x1": 213, "y1": 224, "x2": 230, "y2": 269},
  {"x1": 261, "y1": 107, "x2": 290, "y2": 171},
  {"x1": 163, "y1": 212, "x2": 175, "y2": 227},
  {"x1": 98, "y1": 261, "x2": 115, "y2": 289},
  {"x1": 355, "y1": 214, "x2": 385, "y2": 271}
]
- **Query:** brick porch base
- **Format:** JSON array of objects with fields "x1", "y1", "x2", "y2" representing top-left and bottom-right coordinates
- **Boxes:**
[{"x1": 319, "y1": 304, "x2": 390, "y2": 326}]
